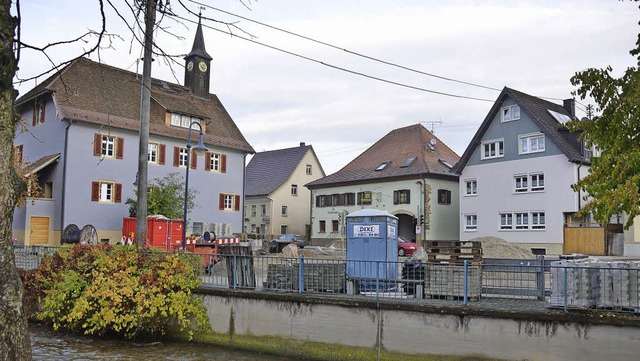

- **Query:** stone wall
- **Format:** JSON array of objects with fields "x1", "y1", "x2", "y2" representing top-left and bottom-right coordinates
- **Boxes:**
[{"x1": 197, "y1": 288, "x2": 640, "y2": 361}]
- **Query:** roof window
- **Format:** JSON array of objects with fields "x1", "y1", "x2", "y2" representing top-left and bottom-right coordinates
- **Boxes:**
[
  {"x1": 547, "y1": 109, "x2": 571, "y2": 124},
  {"x1": 439, "y1": 159, "x2": 454, "y2": 169},
  {"x1": 399, "y1": 156, "x2": 416, "y2": 168},
  {"x1": 375, "y1": 161, "x2": 390, "y2": 171}
]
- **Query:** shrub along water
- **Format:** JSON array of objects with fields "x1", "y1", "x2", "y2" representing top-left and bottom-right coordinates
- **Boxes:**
[{"x1": 20, "y1": 244, "x2": 210, "y2": 340}]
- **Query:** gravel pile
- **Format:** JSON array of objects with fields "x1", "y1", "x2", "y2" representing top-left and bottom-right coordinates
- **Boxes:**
[{"x1": 471, "y1": 236, "x2": 534, "y2": 259}]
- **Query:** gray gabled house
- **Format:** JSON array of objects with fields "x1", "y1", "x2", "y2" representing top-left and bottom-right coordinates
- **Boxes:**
[
  {"x1": 12, "y1": 20, "x2": 254, "y2": 245},
  {"x1": 244, "y1": 143, "x2": 325, "y2": 239},
  {"x1": 453, "y1": 87, "x2": 592, "y2": 255}
]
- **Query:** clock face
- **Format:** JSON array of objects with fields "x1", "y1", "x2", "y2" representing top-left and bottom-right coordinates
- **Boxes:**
[
  {"x1": 187, "y1": 61, "x2": 193, "y2": 71},
  {"x1": 198, "y1": 61, "x2": 208, "y2": 72}
]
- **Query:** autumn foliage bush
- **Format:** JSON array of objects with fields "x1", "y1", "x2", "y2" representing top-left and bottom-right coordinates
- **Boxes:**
[{"x1": 20, "y1": 244, "x2": 210, "y2": 340}]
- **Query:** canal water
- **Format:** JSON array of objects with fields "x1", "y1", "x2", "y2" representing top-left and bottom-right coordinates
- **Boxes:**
[{"x1": 30, "y1": 324, "x2": 300, "y2": 361}]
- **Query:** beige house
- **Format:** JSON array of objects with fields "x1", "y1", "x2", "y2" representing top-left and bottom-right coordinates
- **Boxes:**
[
  {"x1": 306, "y1": 124, "x2": 460, "y2": 246},
  {"x1": 244, "y1": 143, "x2": 325, "y2": 239}
]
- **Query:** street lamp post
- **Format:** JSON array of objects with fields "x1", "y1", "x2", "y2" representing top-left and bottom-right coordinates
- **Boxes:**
[{"x1": 182, "y1": 121, "x2": 208, "y2": 250}]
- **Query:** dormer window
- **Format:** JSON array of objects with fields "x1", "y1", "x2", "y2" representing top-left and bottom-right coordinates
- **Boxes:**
[
  {"x1": 375, "y1": 161, "x2": 390, "y2": 171},
  {"x1": 501, "y1": 105, "x2": 520, "y2": 122},
  {"x1": 170, "y1": 113, "x2": 202, "y2": 129}
]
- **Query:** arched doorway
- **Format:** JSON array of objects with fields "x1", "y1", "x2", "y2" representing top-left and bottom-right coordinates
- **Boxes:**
[{"x1": 395, "y1": 213, "x2": 417, "y2": 242}]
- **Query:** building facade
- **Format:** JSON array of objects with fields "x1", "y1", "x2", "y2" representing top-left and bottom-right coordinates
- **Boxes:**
[
  {"x1": 306, "y1": 124, "x2": 460, "y2": 246},
  {"x1": 12, "y1": 20, "x2": 253, "y2": 245},
  {"x1": 244, "y1": 143, "x2": 325, "y2": 239},
  {"x1": 453, "y1": 87, "x2": 591, "y2": 255}
]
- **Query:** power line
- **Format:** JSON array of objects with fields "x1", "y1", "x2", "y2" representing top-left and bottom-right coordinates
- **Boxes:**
[
  {"x1": 168, "y1": 12, "x2": 495, "y2": 102},
  {"x1": 189, "y1": 0, "x2": 503, "y2": 93}
]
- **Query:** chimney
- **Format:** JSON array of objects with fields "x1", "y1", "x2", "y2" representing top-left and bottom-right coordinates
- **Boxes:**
[
  {"x1": 563, "y1": 99, "x2": 576, "y2": 118},
  {"x1": 300, "y1": 142, "x2": 306, "y2": 147}
]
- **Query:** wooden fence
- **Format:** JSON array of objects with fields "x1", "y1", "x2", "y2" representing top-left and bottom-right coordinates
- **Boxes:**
[{"x1": 563, "y1": 226, "x2": 605, "y2": 255}]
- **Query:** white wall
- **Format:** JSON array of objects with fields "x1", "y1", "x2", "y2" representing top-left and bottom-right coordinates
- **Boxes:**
[{"x1": 460, "y1": 154, "x2": 579, "y2": 246}]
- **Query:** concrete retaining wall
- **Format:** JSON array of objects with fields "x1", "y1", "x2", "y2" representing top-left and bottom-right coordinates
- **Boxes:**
[{"x1": 198, "y1": 289, "x2": 640, "y2": 361}]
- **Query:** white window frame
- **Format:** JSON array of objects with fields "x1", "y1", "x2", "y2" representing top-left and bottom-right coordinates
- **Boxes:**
[
  {"x1": 465, "y1": 179, "x2": 477, "y2": 196},
  {"x1": 251, "y1": 205, "x2": 257, "y2": 217},
  {"x1": 530, "y1": 173, "x2": 545, "y2": 192},
  {"x1": 179, "y1": 148, "x2": 189, "y2": 167},
  {"x1": 291, "y1": 184, "x2": 298, "y2": 196},
  {"x1": 171, "y1": 113, "x2": 201, "y2": 129},
  {"x1": 531, "y1": 212, "x2": 546, "y2": 230},
  {"x1": 306, "y1": 164, "x2": 312, "y2": 175},
  {"x1": 519, "y1": 133, "x2": 545, "y2": 154},
  {"x1": 281, "y1": 205, "x2": 288, "y2": 216},
  {"x1": 515, "y1": 212, "x2": 529, "y2": 230},
  {"x1": 514, "y1": 175, "x2": 528, "y2": 193},
  {"x1": 280, "y1": 225, "x2": 288, "y2": 234},
  {"x1": 261, "y1": 204, "x2": 267, "y2": 215},
  {"x1": 499, "y1": 213, "x2": 513, "y2": 230},
  {"x1": 223, "y1": 194, "x2": 234, "y2": 211},
  {"x1": 102, "y1": 135, "x2": 116, "y2": 158},
  {"x1": 210, "y1": 152, "x2": 221, "y2": 172},
  {"x1": 99, "y1": 181, "x2": 114, "y2": 202},
  {"x1": 481, "y1": 139, "x2": 504, "y2": 160},
  {"x1": 501, "y1": 105, "x2": 520, "y2": 122},
  {"x1": 464, "y1": 214, "x2": 478, "y2": 231},
  {"x1": 148, "y1": 142, "x2": 158, "y2": 164},
  {"x1": 514, "y1": 173, "x2": 545, "y2": 193}
]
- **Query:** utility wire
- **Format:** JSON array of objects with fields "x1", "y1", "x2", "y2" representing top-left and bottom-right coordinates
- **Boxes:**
[
  {"x1": 189, "y1": 0, "x2": 503, "y2": 92},
  {"x1": 169, "y1": 12, "x2": 494, "y2": 102}
]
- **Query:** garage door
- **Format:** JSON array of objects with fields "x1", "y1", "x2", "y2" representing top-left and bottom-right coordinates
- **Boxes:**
[{"x1": 30, "y1": 216, "x2": 50, "y2": 245}]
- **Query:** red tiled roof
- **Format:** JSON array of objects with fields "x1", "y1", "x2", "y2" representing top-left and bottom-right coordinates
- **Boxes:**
[
  {"x1": 17, "y1": 57, "x2": 254, "y2": 153},
  {"x1": 306, "y1": 124, "x2": 459, "y2": 188}
]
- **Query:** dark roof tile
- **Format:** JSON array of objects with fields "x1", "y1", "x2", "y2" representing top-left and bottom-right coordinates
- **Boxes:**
[{"x1": 246, "y1": 144, "x2": 313, "y2": 196}]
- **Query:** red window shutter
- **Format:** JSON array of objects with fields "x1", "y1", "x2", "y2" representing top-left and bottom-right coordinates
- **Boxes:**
[
  {"x1": 219, "y1": 194, "x2": 224, "y2": 210},
  {"x1": 190, "y1": 150, "x2": 197, "y2": 169},
  {"x1": 39, "y1": 101, "x2": 45, "y2": 123},
  {"x1": 116, "y1": 137, "x2": 124, "y2": 159},
  {"x1": 234, "y1": 195, "x2": 240, "y2": 211},
  {"x1": 114, "y1": 183, "x2": 122, "y2": 203},
  {"x1": 32, "y1": 101, "x2": 37, "y2": 126},
  {"x1": 173, "y1": 147, "x2": 179, "y2": 167},
  {"x1": 17, "y1": 145, "x2": 23, "y2": 164},
  {"x1": 91, "y1": 181, "x2": 100, "y2": 202},
  {"x1": 205, "y1": 152, "x2": 211, "y2": 171},
  {"x1": 93, "y1": 134, "x2": 102, "y2": 156},
  {"x1": 158, "y1": 144, "x2": 166, "y2": 165},
  {"x1": 221, "y1": 154, "x2": 227, "y2": 173}
]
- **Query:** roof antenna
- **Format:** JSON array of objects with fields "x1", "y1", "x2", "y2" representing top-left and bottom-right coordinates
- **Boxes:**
[{"x1": 423, "y1": 120, "x2": 442, "y2": 133}]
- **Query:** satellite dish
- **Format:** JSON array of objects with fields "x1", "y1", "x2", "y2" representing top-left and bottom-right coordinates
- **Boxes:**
[{"x1": 430, "y1": 138, "x2": 437, "y2": 146}]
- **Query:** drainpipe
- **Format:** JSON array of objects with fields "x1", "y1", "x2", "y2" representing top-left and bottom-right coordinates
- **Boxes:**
[
  {"x1": 577, "y1": 164, "x2": 582, "y2": 210},
  {"x1": 61, "y1": 119, "x2": 73, "y2": 241}
]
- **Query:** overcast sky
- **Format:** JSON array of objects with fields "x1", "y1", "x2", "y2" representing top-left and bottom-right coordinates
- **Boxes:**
[{"x1": 14, "y1": 1, "x2": 640, "y2": 175}]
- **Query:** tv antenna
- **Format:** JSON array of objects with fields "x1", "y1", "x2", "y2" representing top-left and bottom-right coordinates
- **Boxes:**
[{"x1": 423, "y1": 120, "x2": 442, "y2": 133}]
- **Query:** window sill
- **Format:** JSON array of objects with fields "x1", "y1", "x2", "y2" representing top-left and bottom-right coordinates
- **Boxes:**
[
  {"x1": 519, "y1": 150, "x2": 545, "y2": 155},
  {"x1": 480, "y1": 156, "x2": 504, "y2": 161},
  {"x1": 463, "y1": 194, "x2": 477, "y2": 197}
]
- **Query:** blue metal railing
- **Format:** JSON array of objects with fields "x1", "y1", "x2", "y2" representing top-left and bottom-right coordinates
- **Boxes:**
[{"x1": 13, "y1": 245, "x2": 640, "y2": 314}]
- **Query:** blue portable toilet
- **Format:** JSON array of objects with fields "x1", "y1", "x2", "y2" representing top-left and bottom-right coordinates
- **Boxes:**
[{"x1": 346, "y1": 209, "x2": 398, "y2": 291}]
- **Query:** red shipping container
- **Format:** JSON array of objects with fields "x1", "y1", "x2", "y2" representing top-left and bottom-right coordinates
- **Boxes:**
[{"x1": 122, "y1": 217, "x2": 184, "y2": 250}]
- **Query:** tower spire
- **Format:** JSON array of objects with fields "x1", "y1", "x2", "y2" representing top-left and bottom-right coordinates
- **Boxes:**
[
  {"x1": 184, "y1": 11, "x2": 212, "y2": 98},
  {"x1": 187, "y1": 13, "x2": 212, "y2": 61}
]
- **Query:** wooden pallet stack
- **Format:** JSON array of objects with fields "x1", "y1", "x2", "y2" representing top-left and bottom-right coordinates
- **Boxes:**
[
  {"x1": 424, "y1": 240, "x2": 483, "y2": 264},
  {"x1": 424, "y1": 240, "x2": 483, "y2": 300}
]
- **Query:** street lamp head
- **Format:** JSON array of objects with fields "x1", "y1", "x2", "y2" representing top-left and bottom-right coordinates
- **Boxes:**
[{"x1": 193, "y1": 135, "x2": 208, "y2": 156}]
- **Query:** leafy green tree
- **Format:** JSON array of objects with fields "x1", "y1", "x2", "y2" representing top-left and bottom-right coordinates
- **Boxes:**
[
  {"x1": 126, "y1": 172, "x2": 198, "y2": 220},
  {"x1": 569, "y1": 3, "x2": 640, "y2": 228}
]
